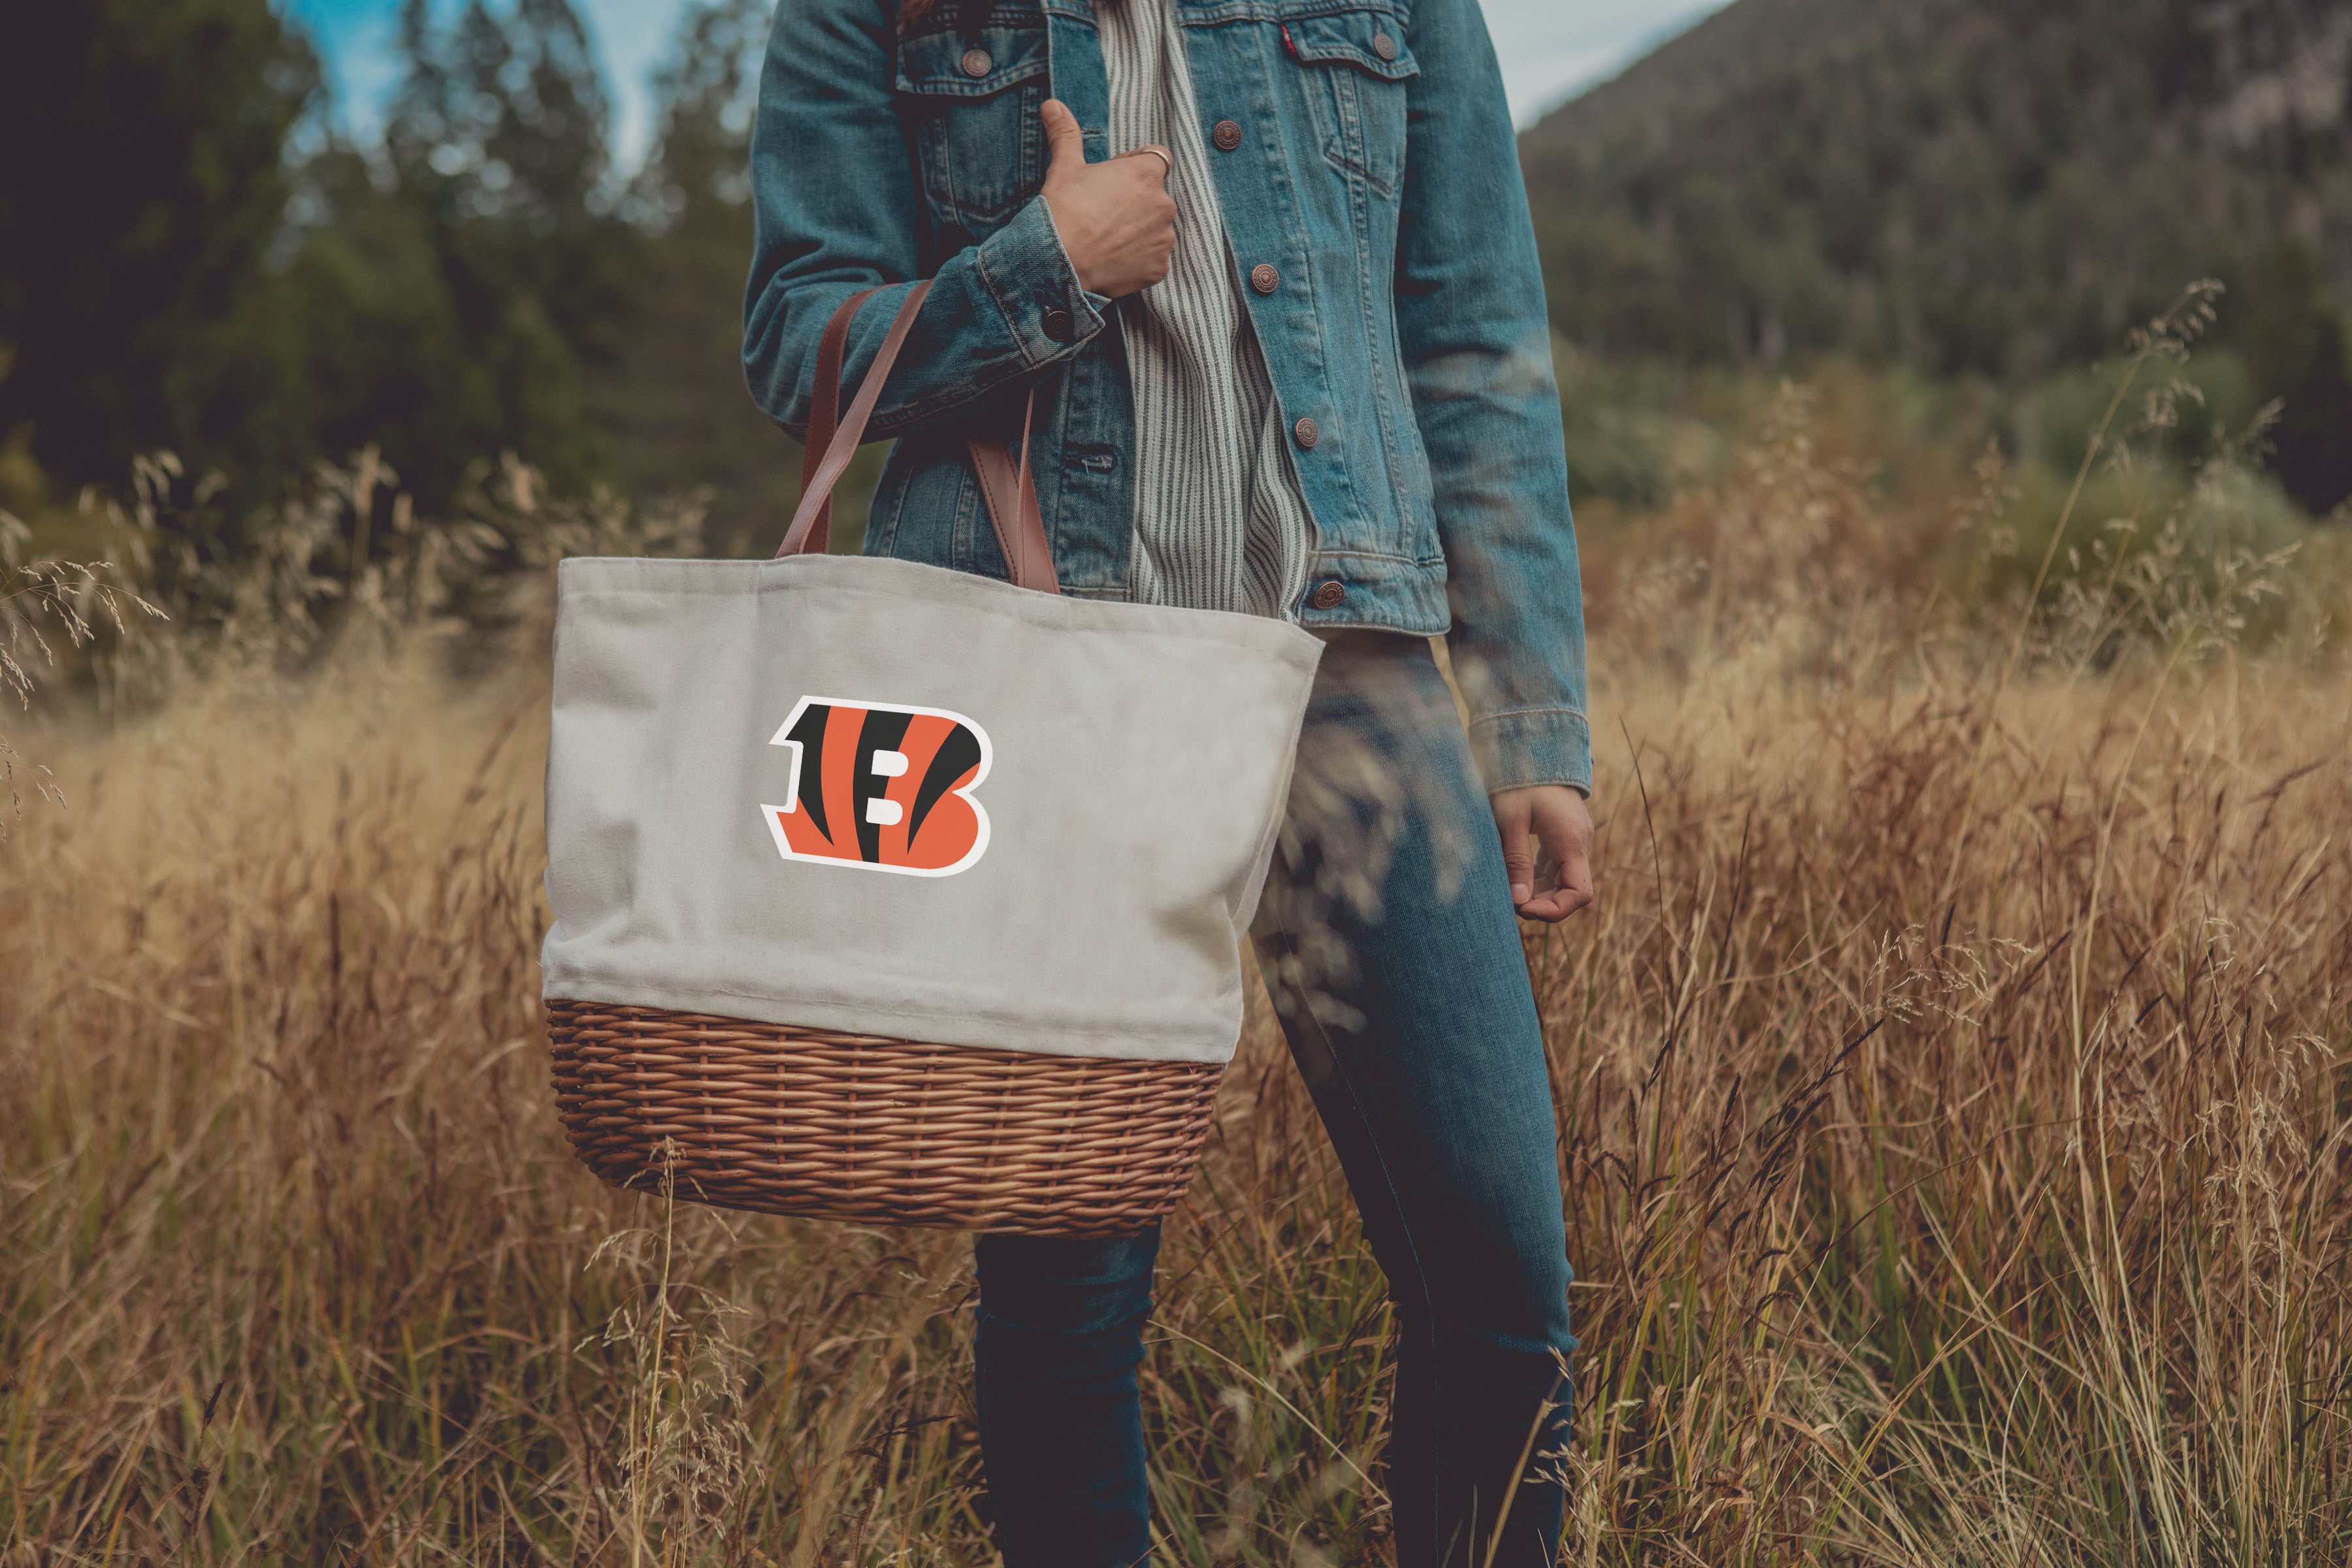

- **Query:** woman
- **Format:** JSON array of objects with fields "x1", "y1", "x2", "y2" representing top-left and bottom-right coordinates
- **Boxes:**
[{"x1": 744, "y1": 0, "x2": 1593, "y2": 1561}]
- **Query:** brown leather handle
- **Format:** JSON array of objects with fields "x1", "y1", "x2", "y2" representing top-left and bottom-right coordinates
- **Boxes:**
[
  {"x1": 965, "y1": 393, "x2": 1058, "y2": 595},
  {"x1": 779, "y1": 282, "x2": 931, "y2": 559},
  {"x1": 779, "y1": 283, "x2": 1060, "y2": 596},
  {"x1": 793, "y1": 285, "x2": 883, "y2": 557}
]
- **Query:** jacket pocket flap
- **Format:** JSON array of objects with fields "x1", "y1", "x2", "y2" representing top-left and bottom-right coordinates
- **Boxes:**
[
  {"x1": 896, "y1": 25, "x2": 1049, "y2": 97},
  {"x1": 1283, "y1": 12, "x2": 1419, "y2": 82}
]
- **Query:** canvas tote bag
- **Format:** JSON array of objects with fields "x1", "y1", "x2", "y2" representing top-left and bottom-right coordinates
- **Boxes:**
[{"x1": 542, "y1": 282, "x2": 1324, "y2": 1235}]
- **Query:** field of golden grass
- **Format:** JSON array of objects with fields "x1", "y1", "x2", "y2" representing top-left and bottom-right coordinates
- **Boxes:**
[{"x1": 5, "y1": 356, "x2": 2349, "y2": 1563}]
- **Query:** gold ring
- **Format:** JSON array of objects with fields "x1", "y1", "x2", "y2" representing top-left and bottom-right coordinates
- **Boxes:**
[{"x1": 1135, "y1": 146, "x2": 1173, "y2": 176}]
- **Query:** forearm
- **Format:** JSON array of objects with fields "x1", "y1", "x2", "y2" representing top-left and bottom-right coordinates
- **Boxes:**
[
  {"x1": 1419, "y1": 353, "x2": 1592, "y2": 796},
  {"x1": 743, "y1": 199, "x2": 1107, "y2": 441},
  {"x1": 1396, "y1": 0, "x2": 1592, "y2": 794}
]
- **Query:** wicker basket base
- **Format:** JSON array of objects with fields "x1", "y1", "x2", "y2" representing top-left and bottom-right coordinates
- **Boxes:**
[{"x1": 546, "y1": 1001, "x2": 1224, "y2": 1237}]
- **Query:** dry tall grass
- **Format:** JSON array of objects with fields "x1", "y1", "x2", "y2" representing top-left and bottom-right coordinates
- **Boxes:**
[{"x1": 4, "y1": 332, "x2": 2349, "y2": 1563}]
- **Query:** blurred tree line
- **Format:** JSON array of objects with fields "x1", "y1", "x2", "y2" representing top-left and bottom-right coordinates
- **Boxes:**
[
  {"x1": 1521, "y1": 0, "x2": 2352, "y2": 516},
  {"x1": 0, "y1": 0, "x2": 794, "y2": 553},
  {"x1": 5, "y1": 0, "x2": 2345, "y2": 546}
]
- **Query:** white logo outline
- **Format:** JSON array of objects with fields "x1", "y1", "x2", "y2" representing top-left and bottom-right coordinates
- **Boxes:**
[{"x1": 759, "y1": 694, "x2": 993, "y2": 878}]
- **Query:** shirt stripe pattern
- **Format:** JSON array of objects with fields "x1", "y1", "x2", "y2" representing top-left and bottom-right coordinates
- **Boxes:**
[{"x1": 1093, "y1": 0, "x2": 1315, "y2": 619}]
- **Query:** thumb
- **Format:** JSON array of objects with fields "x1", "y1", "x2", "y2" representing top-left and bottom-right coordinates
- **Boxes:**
[
  {"x1": 1495, "y1": 796, "x2": 1536, "y2": 907},
  {"x1": 1041, "y1": 99, "x2": 1088, "y2": 172}
]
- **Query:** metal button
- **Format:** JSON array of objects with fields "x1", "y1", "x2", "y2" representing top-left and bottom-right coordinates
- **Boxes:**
[
  {"x1": 1249, "y1": 263, "x2": 1281, "y2": 295},
  {"x1": 1371, "y1": 30, "x2": 1397, "y2": 60},
  {"x1": 1311, "y1": 580, "x2": 1347, "y2": 611},
  {"x1": 1293, "y1": 416, "x2": 1319, "y2": 449},
  {"x1": 960, "y1": 46, "x2": 993, "y2": 77},
  {"x1": 1041, "y1": 307, "x2": 1075, "y2": 343},
  {"x1": 1212, "y1": 119, "x2": 1243, "y2": 152}
]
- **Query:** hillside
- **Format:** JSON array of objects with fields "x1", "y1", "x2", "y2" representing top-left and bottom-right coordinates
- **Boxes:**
[{"x1": 1520, "y1": 0, "x2": 2352, "y2": 378}]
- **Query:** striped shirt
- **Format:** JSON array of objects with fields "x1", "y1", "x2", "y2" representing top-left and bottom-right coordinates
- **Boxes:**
[{"x1": 1093, "y1": 0, "x2": 1315, "y2": 619}]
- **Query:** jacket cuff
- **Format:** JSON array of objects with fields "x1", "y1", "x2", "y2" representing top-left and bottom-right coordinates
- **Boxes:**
[
  {"x1": 974, "y1": 197, "x2": 1107, "y2": 367},
  {"x1": 1469, "y1": 708, "x2": 1593, "y2": 796}
]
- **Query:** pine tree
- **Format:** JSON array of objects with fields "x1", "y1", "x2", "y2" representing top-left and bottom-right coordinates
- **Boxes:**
[
  {"x1": 0, "y1": 0, "x2": 318, "y2": 492},
  {"x1": 596, "y1": 0, "x2": 804, "y2": 555}
]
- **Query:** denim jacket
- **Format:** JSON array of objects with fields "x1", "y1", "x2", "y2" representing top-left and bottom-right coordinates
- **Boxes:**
[{"x1": 745, "y1": 0, "x2": 1591, "y2": 793}]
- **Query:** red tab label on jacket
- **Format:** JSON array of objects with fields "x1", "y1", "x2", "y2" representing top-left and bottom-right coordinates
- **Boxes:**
[{"x1": 761, "y1": 696, "x2": 992, "y2": 877}]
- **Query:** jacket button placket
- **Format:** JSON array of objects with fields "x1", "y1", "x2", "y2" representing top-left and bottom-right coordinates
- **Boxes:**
[
  {"x1": 1249, "y1": 263, "x2": 1280, "y2": 295},
  {"x1": 1211, "y1": 119, "x2": 1243, "y2": 152}
]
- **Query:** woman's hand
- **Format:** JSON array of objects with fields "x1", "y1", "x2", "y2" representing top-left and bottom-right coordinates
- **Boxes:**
[
  {"x1": 1039, "y1": 99, "x2": 1175, "y2": 298},
  {"x1": 1492, "y1": 785, "x2": 1595, "y2": 923}
]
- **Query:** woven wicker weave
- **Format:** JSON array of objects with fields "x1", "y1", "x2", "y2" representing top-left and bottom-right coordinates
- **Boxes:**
[{"x1": 546, "y1": 1001, "x2": 1223, "y2": 1237}]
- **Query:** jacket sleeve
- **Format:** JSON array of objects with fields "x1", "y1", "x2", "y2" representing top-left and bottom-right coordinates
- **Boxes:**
[
  {"x1": 1395, "y1": 0, "x2": 1593, "y2": 795},
  {"x1": 743, "y1": 0, "x2": 1105, "y2": 441}
]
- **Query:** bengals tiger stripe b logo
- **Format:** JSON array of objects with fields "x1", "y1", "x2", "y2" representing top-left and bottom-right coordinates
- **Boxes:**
[{"x1": 760, "y1": 696, "x2": 992, "y2": 877}]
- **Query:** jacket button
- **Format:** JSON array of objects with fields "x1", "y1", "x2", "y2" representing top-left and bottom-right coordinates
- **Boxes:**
[
  {"x1": 960, "y1": 47, "x2": 992, "y2": 77},
  {"x1": 1212, "y1": 119, "x2": 1243, "y2": 152},
  {"x1": 1293, "y1": 416, "x2": 1319, "y2": 449},
  {"x1": 1041, "y1": 307, "x2": 1075, "y2": 343},
  {"x1": 1371, "y1": 31, "x2": 1397, "y2": 60},
  {"x1": 1311, "y1": 580, "x2": 1347, "y2": 611},
  {"x1": 1249, "y1": 263, "x2": 1281, "y2": 295}
]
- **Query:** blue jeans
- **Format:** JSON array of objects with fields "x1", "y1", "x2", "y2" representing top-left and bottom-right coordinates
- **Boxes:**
[{"x1": 974, "y1": 634, "x2": 1576, "y2": 1567}]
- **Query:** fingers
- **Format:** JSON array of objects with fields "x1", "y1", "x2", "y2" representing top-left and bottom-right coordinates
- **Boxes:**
[
  {"x1": 1494, "y1": 792, "x2": 1537, "y2": 907},
  {"x1": 1035, "y1": 103, "x2": 1173, "y2": 297},
  {"x1": 1516, "y1": 858, "x2": 1592, "y2": 921},
  {"x1": 1040, "y1": 98, "x2": 1088, "y2": 171},
  {"x1": 1493, "y1": 785, "x2": 1595, "y2": 923},
  {"x1": 1522, "y1": 791, "x2": 1595, "y2": 923}
]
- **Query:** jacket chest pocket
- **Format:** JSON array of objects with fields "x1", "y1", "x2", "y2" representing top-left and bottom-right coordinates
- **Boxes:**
[
  {"x1": 896, "y1": 25, "x2": 1050, "y2": 247},
  {"x1": 1284, "y1": 7, "x2": 1418, "y2": 197}
]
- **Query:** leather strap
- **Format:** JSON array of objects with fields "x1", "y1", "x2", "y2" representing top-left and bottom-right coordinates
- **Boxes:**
[
  {"x1": 779, "y1": 282, "x2": 1062, "y2": 596},
  {"x1": 794, "y1": 284, "x2": 883, "y2": 557},
  {"x1": 966, "y1": 393, "x2": 1058, "y2": 595},
  {"x1": 779, "y1": 282, "x2": 932, "y2": 558}
]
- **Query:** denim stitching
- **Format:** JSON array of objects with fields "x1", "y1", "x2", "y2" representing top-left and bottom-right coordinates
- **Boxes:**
[{"x1": 1470, "y1": 706, "x2": 1592, "y2": 726}]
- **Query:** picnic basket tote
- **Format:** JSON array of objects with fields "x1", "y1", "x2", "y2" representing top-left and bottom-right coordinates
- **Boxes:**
[{"x1": 539, "y1": 283, "x2": 1322, "y2": 1237}]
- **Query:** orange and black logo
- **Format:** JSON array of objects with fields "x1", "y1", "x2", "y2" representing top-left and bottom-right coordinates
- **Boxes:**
[{"x1": 760, "y1": 696, "x2": 992, "y2": 876}]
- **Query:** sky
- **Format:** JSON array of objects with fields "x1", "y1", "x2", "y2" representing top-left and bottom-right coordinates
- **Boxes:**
[{"x1": 285, "y1": 0, "x2": 1732, "y2": 159}]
